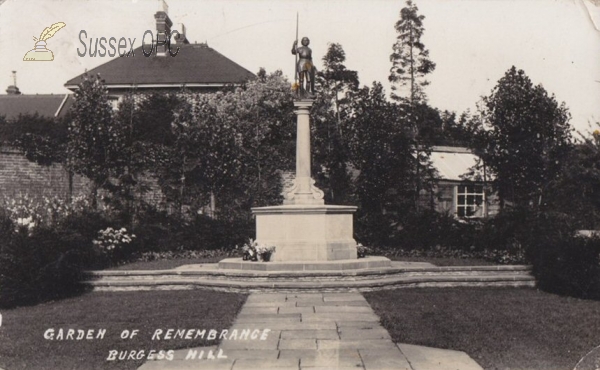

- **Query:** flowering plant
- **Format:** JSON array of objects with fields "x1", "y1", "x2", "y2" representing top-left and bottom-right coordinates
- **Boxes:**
[
  {"x1": 357, "y1": 243, "x2": 371, "y2": 259},
  {"x1": 93, "y1": 227, "x2": 136, "y2": 253},
  {"x1": 239, "y1": 239, "x2": 276, "y2": 262},
  {"x1": 15, "y1": 216, "x2": 36, "y2": 234},
  {"x1": 0, "y1": 193, "x2": 91, "y2": 230}
]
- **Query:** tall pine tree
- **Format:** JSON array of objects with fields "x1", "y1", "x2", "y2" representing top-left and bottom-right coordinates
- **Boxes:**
[{"x1": 389, "y1": 0, "x2": 436, "y2": 105}]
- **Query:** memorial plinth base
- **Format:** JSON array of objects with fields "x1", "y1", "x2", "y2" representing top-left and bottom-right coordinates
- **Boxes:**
[
  {"x1": 218, "y1": 256, "x2": 391, "y2": 271},
  {"x1": 251, "y1": 204, "x2": 359, "y2": 261}
]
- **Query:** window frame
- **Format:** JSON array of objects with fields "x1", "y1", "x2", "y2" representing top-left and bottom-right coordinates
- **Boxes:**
[{"x1": 454, "y1": 183, "x2": 486, "y2": 218}]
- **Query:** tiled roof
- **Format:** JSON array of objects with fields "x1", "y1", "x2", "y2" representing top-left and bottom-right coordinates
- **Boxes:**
[
  {"x1": 0, "y1": 94, "x2": 73, "y2": 120},
  {"x1": 65, "y1": 43, "x2": 255, "y2": 89},
  {"x1": 429, "y1": 146, "x2": 490, "y2": 181}
]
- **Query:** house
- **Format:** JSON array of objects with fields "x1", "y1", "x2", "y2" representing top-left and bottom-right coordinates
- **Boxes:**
[
  {"x1": 0, "y1": 5, "x2": 255, "y2": 203},
  {"x1": 427, "y1": 146, "x2": 499, "y2": 218},
  {"x1": 64, "y1": 8, "x2": 255, "y2": 105}
]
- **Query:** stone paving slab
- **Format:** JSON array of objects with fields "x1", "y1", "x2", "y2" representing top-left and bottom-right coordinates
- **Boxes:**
[
  {"x1": 138, "y1": 292, "x2": 484, "y2": 370},
  {"x1": 323, "y1": 295, "x2": 367, "y2": 302},
  {"x1": 398, "y1": 343, "x2": 484, "y2": 370},
  {"x1": 278, "y1": 306, "x2": 316, "y2": 314},
  {"x1": 299, "y1": 348, "x2": 363, "y2": 368},
  {"x1": 339, "y1": 327, "x2": 391, "y2": 340},
  {"x1": 301, "y1": 312, "x2": 380, "y2": 322},
  {"x1": 139, "y1": 358, "x2": 235, "y2": 370},
  {"x1": 224, "y1": 349, "x2": 280, "y2": 360},
  {"x1": 245, "y1": 301, "x2": 299, "y2": 308},
  {"x1": 296, "y1": 300, "x2": 370, "y2": 307},
  {"x1": 360, "y1": 348, "x2": 412, "y2": 370},
  {"x1": 232, "y1": 358, "x2": 299, "y2": 369},
  {"x1": 279, "y1": 338, "x2": 318, "y2": 350},
  {"x1": 281, "y1": 329, "x2": 339, "y2": 339},
  {"x1": 336, "y1": 321, "x2": 381, "y2": 329},
  {"x1": 318, "y1": 339, "x2": 400, "y2": 351},
  {"x1": 314, "y1": 305, "x2": 373, "y2": 313}
]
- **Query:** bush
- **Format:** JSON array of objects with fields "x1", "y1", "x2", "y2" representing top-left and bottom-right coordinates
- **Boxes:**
[
  {"x1": 394, "y1": 210, "x2": 482, "y2": 250},
  {"x1": 355, "y1": 212, "x2": 400, "y2": 248},
  {"x1": 0, "y1": 216, "x2": 98, "y2": 308},
  {"x1": 529, "y1": 234, "x2": 600, "y2": 299},
  {"x1": 132, "y1": 210, "x2": 253, "y2": 254},
  {"x1": 179, "y1": 215, "x2": 253, "y2": 251},
  {"x1": 56, "y1": 209, "x2": 113, "y2": 268}
]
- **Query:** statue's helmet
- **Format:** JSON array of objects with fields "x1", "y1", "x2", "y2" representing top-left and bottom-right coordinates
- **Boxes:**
[{"x1": 301, "y1": 37, "x2": 310, "y2": 46}]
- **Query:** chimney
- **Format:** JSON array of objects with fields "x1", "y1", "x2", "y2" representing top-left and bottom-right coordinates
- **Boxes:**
[
  {"x1": 173, "y1": 23, "x2": 189, "y2": 45},
  {"x1": 154, "y1": 1, "x2": 173, "y2": 55},
  {"x1": 6, "y1": 71, "x2": 21, "y2": 95}
]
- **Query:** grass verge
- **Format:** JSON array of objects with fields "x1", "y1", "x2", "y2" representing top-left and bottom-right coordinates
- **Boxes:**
[
  {"x1": 388, "y1": 256, "x2": 496, "y2": 266},
  {"x1": 110, "y1": 257, "x2": 226, "y2": 271},
  {"x1": 364, "y1": 287, "x2": 600, "y2": 370},
  {"x1": 0, "y1": 290, "x2": 247, "y2": 370},
  {"x1": 109, "y1": 255, "x2": 497, "y2": 271}
]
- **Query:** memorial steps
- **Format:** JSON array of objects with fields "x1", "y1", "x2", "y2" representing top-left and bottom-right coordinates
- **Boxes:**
[{"x1": 85, "y1": 260, "x2": 535, "y2": 292}]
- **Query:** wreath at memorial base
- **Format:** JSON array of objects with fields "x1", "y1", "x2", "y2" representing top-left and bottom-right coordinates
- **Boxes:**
[{"x1": 240, "y1": 239, "x2": 276, "y2": 262}]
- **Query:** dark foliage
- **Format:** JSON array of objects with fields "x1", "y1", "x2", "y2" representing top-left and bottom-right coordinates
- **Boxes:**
[
  {"x1": 0, "y1": 213, "x2": 102, "y2": 308},
  {"x1": 394, "y1": 209, "x2": 480, "y2": 250},
  {"x1": 530, "y1": 234, "x2": 600, "y2": 300},
  {"x1": 132, "y1": 209, "x2": 253, "y2": 255},
  {"x1": 519, "y1": 211, "x2": 600, "y2": 300},
  {"x1": 0, "y1": 113, "x2": 69, "y2": 166}
]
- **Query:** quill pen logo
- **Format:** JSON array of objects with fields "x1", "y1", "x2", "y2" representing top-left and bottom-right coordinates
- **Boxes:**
[{"x1": 23, "y1": 22, "x2": 66, "y2": 61}]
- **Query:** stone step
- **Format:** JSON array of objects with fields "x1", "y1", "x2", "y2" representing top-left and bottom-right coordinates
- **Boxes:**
[
  {"x1": 86, "y1": 270, "x2": 535, "y2": 292},
  {"x1": 90, "y1": 264, "x2": 532, "y2": 282}
]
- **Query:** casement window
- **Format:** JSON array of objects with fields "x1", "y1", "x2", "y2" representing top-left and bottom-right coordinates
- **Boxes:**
[{"x1": 455, "y1": 185, "x2": 485, "y2": 218}]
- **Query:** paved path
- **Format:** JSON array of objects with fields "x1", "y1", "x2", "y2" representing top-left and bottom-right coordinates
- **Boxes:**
[{"x1": 139, "y1": 292, "x2": 483, "y2": 370}]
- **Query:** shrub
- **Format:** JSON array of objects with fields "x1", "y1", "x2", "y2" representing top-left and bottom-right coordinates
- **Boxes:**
[
  {"x1": 132, "y1": 208, "x2": 253, "y2": 253},
  {"x1": 394, "y1": 210, "x2": 481, "y2": 250},
  {"x1": 355, "y1": 212, "x2": 397, "y2": 247},
  {"x1": 180, "y1": 215, "x2": 253, "y2": 251},
  {"x1": 529, "y1": 234, "x2": 600, "y2": 299},
  {"x1": 0, "y1": 217, "x2": 98, "y2": 308}
]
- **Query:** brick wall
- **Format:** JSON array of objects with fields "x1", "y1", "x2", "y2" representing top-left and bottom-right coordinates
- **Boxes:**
[{"x1": 0, "y1": 147, "x2": 91, "y2": 200}]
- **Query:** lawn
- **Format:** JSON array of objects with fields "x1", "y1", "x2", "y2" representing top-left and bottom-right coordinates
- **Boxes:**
[
  {"x1": 364, "y1": 287, "x2": 600, "y2": 370},
  {"x1": 0, "y1": 290, "x2": 247, "y2": 370},
  {"x1": 110, "y1": 256, "x2": 226, "y2": 271},
  {"x1": 389, "y1": 256, "x2": 496, "y2": 266}
]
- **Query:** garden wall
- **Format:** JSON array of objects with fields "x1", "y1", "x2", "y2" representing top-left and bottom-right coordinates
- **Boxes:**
[
  {"x1": 0, "y1": 147, "x2": 90, "y2": 199},
  {"x1": 0, "y1": 146, "x2": 170, "y2": 208}
]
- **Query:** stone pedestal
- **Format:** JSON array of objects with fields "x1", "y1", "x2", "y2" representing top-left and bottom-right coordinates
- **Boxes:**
[
  {"x1": 283, "y1": 100, "x2": 325, "y2": 205},
  {"x1": 251, "y1": 99, "x2": 358, "y2": 262},
  {"x1": 252, "y1": 204, "x2": 358, "y2": 261}
]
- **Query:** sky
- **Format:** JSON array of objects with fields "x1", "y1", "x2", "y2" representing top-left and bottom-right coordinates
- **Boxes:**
[{"x1": 0, "y1": 0, "x2": 599, "y2": 133}]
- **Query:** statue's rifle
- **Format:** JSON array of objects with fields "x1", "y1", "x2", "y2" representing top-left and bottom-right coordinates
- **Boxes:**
[{"x1": 295, "y1": 12, "x2": 299, "y2": 85}]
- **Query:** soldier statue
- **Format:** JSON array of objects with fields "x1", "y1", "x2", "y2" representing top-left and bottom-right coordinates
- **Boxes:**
[{"x1": 292, "y1": 37, "x2": 316, "y2": 98}]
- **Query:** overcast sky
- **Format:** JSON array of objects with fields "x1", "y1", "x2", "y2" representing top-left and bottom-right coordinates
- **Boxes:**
[{"x1": 0, "y1": 0, "x2": 598, "y2": 132}]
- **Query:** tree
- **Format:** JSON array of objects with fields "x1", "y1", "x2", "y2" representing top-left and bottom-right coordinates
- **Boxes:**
[
  {"x1": 312, "y1": 43, "x2": 359, "y2": 204},
  {"x1": 318, "y1": 43, "x2": 359, "y2": 134},
  {"x1": 345, "y1": 82, "x2": 435, "y2": 245},
  {"x1": 388, "y1": 0, "x2": 436, "y2": 105},
  {"x1": 474, "y1": 67, "x2": 572, "y2": 209},
  {"x1": 212, "y1": 70, "x2": 296, "y2": 218},
  {"x1": 547, "y1": 127, "x2": 600, "y2": 229},
  {"x1": 153, "y1": 70, "x2": 295, "y2": 219},
  {"x1": 67, "y1": 74, "x2": 126, "y2": 205}
]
